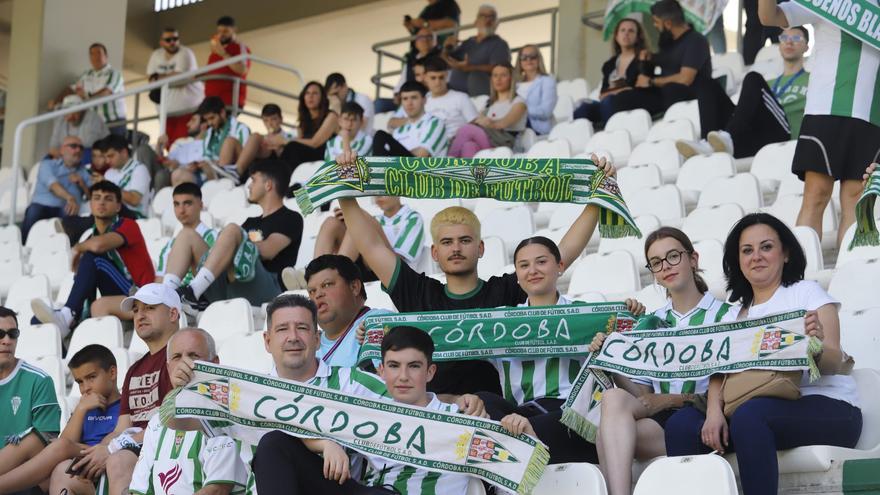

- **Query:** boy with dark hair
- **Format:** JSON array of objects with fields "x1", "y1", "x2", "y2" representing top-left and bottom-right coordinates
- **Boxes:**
[
  {"x1": 325, "y1": 72, "x2": 375, "y2": 133},
  {"x1": 324, "y1": 102, "x2": 372, "y2": 161},
  {"x1": 155, "y1": 182, "x2": 217, "y2": 285},
  {"x1": 102, "y1": 134, "x2": 152, "y2": 218},
  {"x1": 422, "y1": 56, "x2": 478, "y2": 138},
  {"x1": 231, "y1": 102, "x2": 295, "y2": 182},
  {"x1": 32, "y1": 181, "x2": 155, "y2": 337},
  {"x1": 162, "y1": 160, "x2": 303, "y2": 309},
  {"x1": 372, "y1": 81, "x2": 448, "y2": 158},
  {"x1": 0, "y1": 344, "x2": 121, "y2": 494},
  {"x1": 189, "y1": 96, "x2": 251, "y2": 183}
]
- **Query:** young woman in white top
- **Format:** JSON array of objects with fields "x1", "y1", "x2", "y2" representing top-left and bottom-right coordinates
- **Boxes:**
[
  {"x1": 447, "y1": 63, "x2": 527, "y2": 157},
  {"x1": 664, "y1": 213, "x2": 862, "y2": 495},
  {"x1": 588, "y1": 227, "x2": 732, "y2": 495},
  {"x1": 514, "y1": 45, "x2": 557, "y2": 135}
]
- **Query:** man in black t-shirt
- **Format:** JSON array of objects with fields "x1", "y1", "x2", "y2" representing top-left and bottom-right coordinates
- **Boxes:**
[
  {"x1": 162, "y1": 160, "x2": 303, "y2": 310},
  {"x1": 612, "y1": 0, "x2": 733, "y2": 137},
  {"x1": 337, "y1": 151, "x2": 617, "y2": 398}
]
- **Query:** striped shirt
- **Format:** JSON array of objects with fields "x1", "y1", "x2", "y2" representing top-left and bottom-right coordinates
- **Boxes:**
[
  {"x1": 325, "y1": 130, "x2": 373, "y2": 161},
  {"x1": 781, "y1": 1, "x2": 880, "y2": 126},
  {"x1": 632, "y1": 293, "x2": 733, "y2": 394},
  {"x1": 131, "y1": 415, "x2": 247, "y2": 495},
  {"x1": 104, "y1": 158, "x2": 151, "y2": 218},
  {"x1": 156, "y1": 223, "x2": 217, "y2": 281},
  {"x1": 360, "y1": 394, "x2": 469, "y2": 495},
  {"x1": 392, "y1": 113, "x2": 449, "y2": 157},
  {"x1": 203, "y1": 117, "x2": 251, "y2": 162},
  {"x1": 74, "y1": 64, "x2": 126, "y2": 123},
  {"x1": 491, "y1": 295, "x2": 586, "y2": 404},
  {"x1": 377, "y1": 205, "x2": 425, "y2": 266}
]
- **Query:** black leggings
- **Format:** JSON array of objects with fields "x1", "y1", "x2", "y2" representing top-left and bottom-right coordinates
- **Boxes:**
[
  {"x1": 253, "y1": 431, "x2": 395, "y2": 495},
  {"x1": 371, "y1": 131, "x2": 414, "y2": 157},
  {"x1": 281, "y1": 141, "x2": 326, "y2": 172},
  {"x1": 725, "y1": 72, "x2": 791, "y2": 158},
  {"x1": 743, "y1": 0, "x2": 782, "y2": 65}
]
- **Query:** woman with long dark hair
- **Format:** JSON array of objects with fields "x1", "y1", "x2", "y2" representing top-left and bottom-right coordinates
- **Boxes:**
[{"x1": 280, "y1": 81, "x2": 338, "y2": 173}]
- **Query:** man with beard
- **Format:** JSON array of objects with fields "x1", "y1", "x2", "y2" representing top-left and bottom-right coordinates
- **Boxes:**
[
  {"x1": 147, "y1": 27, "x2": 204, "y2": 147},
  {"x1": 204, "y1": 16, "x2": 251, "y2": 110},
  {"x1": 612, "y1": 0, "x2": 733, "y2": 138},
  {"x1": 443, "y1": 4, "x2": 511, "y2": 96}
]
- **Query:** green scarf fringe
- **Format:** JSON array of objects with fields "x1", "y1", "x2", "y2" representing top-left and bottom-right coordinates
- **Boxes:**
[
  {"x1": 849, "y1": 171, "x2": 880, "y2": 250},
  {"x1": 807, "y1": 336, "x2": 823, "y2": 382},
  {"x1": 598, "y1": 223, "x2": 641, "y2": 240},
  {"x1": 560, "y1": 407, "x2": 598, "y2": 444},
  {"x1": 159, "y1": 387, "x2": 182, "y2": 428},
  {"x1": 518, "y1": 441, "x2": 551, "y2": 495}
]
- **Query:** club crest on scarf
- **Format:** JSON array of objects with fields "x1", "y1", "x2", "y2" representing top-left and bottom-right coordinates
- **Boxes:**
[
  {"x1": 311, "y1": 157, "x2": 373, "y2": 192},
  {"x1": 752, "y1": 326, "x2": 804, "y2": 357},
  {"x1": 456, "y1": 431, "x2": 520, "y2": 464},
  {"x1": 188, "y1": 379, "x2": 240, "y2": 412}
]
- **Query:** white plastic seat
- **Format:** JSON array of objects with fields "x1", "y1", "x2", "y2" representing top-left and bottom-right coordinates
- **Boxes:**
[
  {"x1": 675, "y1": 153, "x2": 737, "y2": 206},
  {"x1": 629, "y1": 140, "x2": 682, "y2": 182},
  {"x1": 630, "y1": 285, "x2": 669, "y2": 314},
  {"x1": 616, "y1": 164, "x2": 664, "y2": 201},
  {"x1": 24, "y1": 219, "x2": 63, "y2": 250},
  {"x1": 470, "y1": 95, "x2": 489, "y2": 111},
  {"x1": 839, "y1": 308, "x2": 880, "y2": 366},
  {"x1": 0, "y1": 184, "x2": 29, "y2": 223},
  {"x1": 0, "y1": 224, "x2": 22, "y2": 245},
  {"x1": 29, "y1": 249, "x2": 72, "y2": 292},
  {"x1": 55, "y1": 273, "x2": 75, "y2": 307},
  {"x1": 67, "y1": 316, "x2": 124, "y2": 362},
  {"x1": 207, "y1": 187, "x2": 248, "y2": 224},
  {"x1": 473, "y1": 146, "x2": 513, "y2": 159},
  {"x1": 557, "y1": 78, "x2": 590, "y2": 103},
  {"x1": 546, "y1": 203, "x2": 599, "y2": 252},
  {"x1": 150, "y1": 186, "x2": 173, "y2": 217},
  {"x1": 146, "y1": 237, "x2": 170, "y2": 269},
  {"x1": 200, "y1": 178, "x2": 235, "y2": 209},
  {"x1": 749, "y1": 140, "x2": 797, "y2": 193},
  {"x1": 713, "y1": 52, "x2": 746, "y2": 82},
  {"x1": 30, "y1": 356, "x2": 67, "y2": 397},
  {"x1": 465, "y1": 477, "x2": 486, "y2": 495},
  {"x1": 480, "y1": 205, "x2": 534, "y2": 254},
  {"x1": 198, "y1": 298, "x2": 255, "y2": 345},
  {"x1": 697, "y1": 173, "x2": 763, "y2": 212},
  {"x1": 792, "y1": 226, "x2": 825, "y2": 276},
  {"x1": 767, "y1": 194, "x2": 837, "y2": 241},
  {"x1": 290, "y1": 161, "x2": 322, "y2": 187},
  {"x1": 16, "y1": 323, "x2": 63, "y2": 360},
  {"x1": 627, "y1": 185, "x2": 686, "y2": 227},
  {"x1": 646, "y1": 119, "x2": 696, "y2": 143},
  {"x1": 828, "y1": 258, "x2": 880, "y2": 311},
  {"x1": 533, "y1": 463, "x2": 607, "y2": 495},
  {"x1": 692, "y1": 239, "x2": 727, "y2": 299},
  {"x1": 128, "y1": 331, "x2": 149, "y2": 362},
  {"x1": 552, "y1": 94, "x2": 575, "y2": 124},
  {"x1": 218, "y1": 334, "x2": 273, "y2": 374},
  {"x1": 663, "y1": 99, "x2": 701, "y2": 137},
  {"x1": 635, "y1": 454, "x2": 738, "y2": 495},
  {"x1": 836, "y1": 223, "x2": 880, "y2": 268},
  {"x1": 571, "y1": 291, "x2": 607, "y2": 303},
  {"x1": 5, "y1": 274, "x2": 50, "y2": 312},
  {"x1": 712, "y1": 65, "x2": 737, "y2": 95},
  {"x1": 598, "y1": 215, "x2": 662, "y2": 273},
  {"x1": 527, "y1": 139, "x2": 572, "y2": 159},
  {"x1": 372, "y1": 112, "x2": 393, "y2": 134},
  {"x1": 477, "y1": 236, "x2": 507, "y2": 281},
  {"x1": 405, "y1": 198, "x2": 461, "y2": 225},
  {"x1": 364, "y1": 281, "x2": 396, "y2": 311},
  {"x1": 682, "y1": 204, "x2": 744, "y2": 243},
  {"x1": 136, "y1": 218, "x2": 163, "y2": 241},
  {"x1": 606, "y1": 109, "x2": 652, "y2": 144},
  {"x1": 548, "y1": 119, "x2": 594, "y2": 155},
  {"x1": 0, "y1": 256, "x2": 26, "y2": 301},
  {"x1": 568, "y1": 250, "x2": 640, "y2": 297},
  {"x1": 583, "y1": 129, "x2": 632, "y2": 165}
]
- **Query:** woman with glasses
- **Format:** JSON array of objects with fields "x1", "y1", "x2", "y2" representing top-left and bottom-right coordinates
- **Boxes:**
[
  {"x1": 588, "y1": 227, "x2": 732, "y2": 495},
  {"x1": 514, "y1": 45, "x2": 557, "y2": 135}
]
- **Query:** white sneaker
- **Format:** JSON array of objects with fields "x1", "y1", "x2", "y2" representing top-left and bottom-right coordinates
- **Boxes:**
[
  {"x1": 707, "y1": 130, "x2": 734, "y2": 155},
  {"x1": 282, "y1": 267, "x2": 308, "y2": 291},
  {"x1": 675, "y1": 139, "x2": 714, "y2": 159},
  {"x1": 30, "y1": 299, "x2": 72, "y2": 339}
]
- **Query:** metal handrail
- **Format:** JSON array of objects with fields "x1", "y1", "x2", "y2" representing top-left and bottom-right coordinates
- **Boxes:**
[
  {"x1": 7, "y1": 53, "x2": 305, "y2": 225},
  {"x1": 370, "y1": 7, "x2": 559, "y2": 100}
]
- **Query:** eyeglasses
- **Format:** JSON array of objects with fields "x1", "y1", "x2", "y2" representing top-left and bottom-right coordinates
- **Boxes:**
[
  {"x1": 0, "y1": 328, "x2": 20, "y2": 340},
  {"x1": 64, "y1": 143, "x2": 84, "y2": 149},
  {"x1": 779, "y1": 34, "x2": 804, "y2": 43},
  {"x1": 520, "y1": 54, "x2": 539, "y2": 61},
  {"x1": 646, "y1": 250, "x2": 687, "y2": 273},
  {"x1": 162, "y1": 37, "x2": 180, "y2": 42}
]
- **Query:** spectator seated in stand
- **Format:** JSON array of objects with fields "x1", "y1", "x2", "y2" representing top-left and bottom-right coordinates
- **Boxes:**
[
  {"x1": 231, "y1": 103, "x2": 295, "y2": 183},
  {"x1": 204, "y1": 16, "x2": 251, "y2": 109},
  {"x1": 448, "y1": 62, "x2": 526, "y2": 158},
  {"x1": 387, "y1": 58, "x2": 429, "y2": 131},
  {"x1": 514, "y1": 44, "x2": 557, "y2": 135},
  {"x1": 157, "y1": 113, "x2": 208, "y2": 188},
  {"x1": 31, "y1": 181, "x2": 155, "y2": 337},
  {"x1": 147, "y1": 27, "x2": 204, "y2": 148},
  {"x1": 155, "y1": 183, "x2": 217, "y2": 286},
  {"x1": 371, "y1": 81, "x2": 449, "y2": 158},
  {"x1": 23, "y1": 136, "x2": 90, "y2": 243},
  {"x1": 676, "y1": 26, "x2": 810, "y2": 159},
  {"x1": 443, "y1": 4, "x2": 511, "y2": 96},
  {"x1": 0, "y1": 307, "x2": 62, "y2": 482},
  {"x1": 0, "y1": 344, "x2": 121, "y2": 495},
  {"x1": 102, "y1": 134, "x2": 152, "y2": 219},
  {"x1": 573, "y1": 18, "x2": 646, "y2": 126},
  {"x1": 279, "y1": 81, "x2": 339, "y2": 175},
  {"x1": 323, "y1": 102, "x2": 373, "y2": 163},
  {"x1": 48, "y1": 95, "x2": 109, "y2": 160},
  {"x1": 162, "y1": 161, "x2": 303, "y2": 310},
  {"x1": 174, "y1": 96, "x2": 250, "y2": 185},
  {"x1": 325, "y1": 72, "x2": 375, "y2": 134},
  {"x1": 422, "y1": 57, "x2": 479, "y2": 139},
  {"x1": 395, "y1": 27, "x2": 442, "y2": 95}
]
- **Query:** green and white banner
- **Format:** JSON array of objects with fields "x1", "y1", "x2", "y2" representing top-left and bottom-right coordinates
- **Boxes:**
[
  {"x1": 850, "y1": 169, "x2": 880, "y2": 249},
  {"x1": 791, "y1": 0, "x2": 880, "y2": 52},
  {"x1": 294, "y1": 157, "x2": 641, "y2": 239},
  {"x1": 562, "y1": 311, "x2": 821, "y2": 442},
  {"x1": 358, "y1": 303, "x2": 659, "y2": 365},
  {"x1": 164, "y1": 362, "x2": 549, "y2": 494},
  {"x1": 603, "y1": 0, "x2": 727, "y2": 40}
]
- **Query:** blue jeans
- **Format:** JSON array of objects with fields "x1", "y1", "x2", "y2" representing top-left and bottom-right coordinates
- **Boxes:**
[
  {"x1": 573, "y1": 97, "x2": 615, "y2": 126},
  {"x1": 664, "y1": 395, "x2": 862, "y2": 495},
  {"x1": 22, "y1": 203, "x2": 65, "y2": 243}
]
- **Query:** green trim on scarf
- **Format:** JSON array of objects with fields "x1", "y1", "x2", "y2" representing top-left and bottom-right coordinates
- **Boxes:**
[
  {"x1": 850, "y1": 170, "x2": 880, "y2": 249},
  {"x1": 790, "y1": 0, "x2": 880, "y2": 52}
]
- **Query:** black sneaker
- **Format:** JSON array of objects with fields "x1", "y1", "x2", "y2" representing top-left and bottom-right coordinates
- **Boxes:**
[{"x1": 176, "y1": 286, "x2": 209, "y2": 314}]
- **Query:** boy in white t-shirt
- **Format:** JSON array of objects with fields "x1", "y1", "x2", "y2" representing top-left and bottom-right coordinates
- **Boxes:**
[
  {"x1": 101, "y1": 134, "x2": 151, "y2": 218},
  {"x1": 423, "y1": 57, "x2": 479, "y2": 139}
]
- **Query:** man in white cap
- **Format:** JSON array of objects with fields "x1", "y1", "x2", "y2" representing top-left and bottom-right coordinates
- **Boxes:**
[
  {"x1": 48, "y1": 94, "x2": 109, "y2": 159},
  {"x1": 65, "y1": 283, "x2": 181, "y2": 495}
]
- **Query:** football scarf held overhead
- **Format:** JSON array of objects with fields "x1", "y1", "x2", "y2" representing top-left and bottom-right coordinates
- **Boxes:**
[
  {"x1": 603, "y1": 0, "x2": 726, "y2": 40},
  {"x1": 357, "y1": 302, "x2": 653, "y2": 366},
  {"x1": 162, "y1": 362, "x2": 549, "y2": 495},
  {"x1": 790, "y1": 0, "x2": 880, "y2": 52},
  {"x1": 294, "y1": 157, "x2": 641, "y2": 239},
  {"x1": 561, "y1": 310, "x2": 822, "y2": 443},
  {"x1": 849, "y1": 169, "x2": 880, "y2": 249}
]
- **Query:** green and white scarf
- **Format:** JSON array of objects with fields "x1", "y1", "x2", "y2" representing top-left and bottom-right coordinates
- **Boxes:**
[
  {"x1": 294, "y1": 157, "x2": 641, "y2": 239},
  {"x1": 791, "y1": 0, "x2": 880, "y2": 52},
  {"x1": 850, "y1": 169, "x2": 880, "y2": 249},
  {"x1": 357, "y1": 303, "x2": 658, "y2": 365},
  {"x1": 603, "y1": 0, "x2": 726, "y2": 40},
  {"x1": 162, "y1": 362, "x2": 549, "y2": 495},
  {"x1": 561, "y1": 310, "x2": 822, "y2": 442}
]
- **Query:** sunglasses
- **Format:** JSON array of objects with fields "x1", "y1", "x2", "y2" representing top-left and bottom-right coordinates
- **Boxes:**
[
  {"x1": 779, "y1": 34, "x2": 804, "y2": 43},
  {"x1": 0, "y1": 328, "x2": 20, "y2": 340},
  {"x1": 162, "y1": 37, "x2": 180, "y2": 42},
  {"x1": 520, "y1": 54, "x2": 539, "y2": 61}
]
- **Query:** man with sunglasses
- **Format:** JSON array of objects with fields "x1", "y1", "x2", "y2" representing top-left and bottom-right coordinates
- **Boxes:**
[
  {"x1": 22, "y1": 136, "x2": 90, "y2": 243},
  {"x1": 0, "y1": 306, "x2": 62, "y2": 478},
  {"x1": 147, "y1": 27, "x2": 204, "y2": 148}
]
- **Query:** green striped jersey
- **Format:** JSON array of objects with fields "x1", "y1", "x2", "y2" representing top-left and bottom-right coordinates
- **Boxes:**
[
  {"x1": 491, "y1": 296, "x2": 585, "y2": 404},
  {"x1": 0, "y1": 360, "x2": 61, "y2": 446},
  {"x1": 104, "y1": 159, "x2": 151, "y2": 218},
  {"x1": 156, "y1": 223, "x2": 217, "y2": 282},
  {"x1": 391, "y1": 113, "x2": 449, "y2": 157},
  {"x1": 131, "y1": 416, "x2": 248, "y2": 495},
  {"x1": 360, "y1": 394, "x2": 469, "y2": 495},
  {"x1": 632, "y1": 293, "x2": 733, "y2": 394},
  {"x1": 781, "y1": 2, "x2": 880, "y2": 126},
  {"x1": 324, "y1": 130, "x2": 373, "y2": 161},
  {"x1": 203, "y1": 117, "x2": 251, "y2": 162},
  {"x1": 74, "y1": 64, "x2": 126, "y2": 122},
  {"x1": 377, "y1": 205, "x2": 425, "y2": 265}
]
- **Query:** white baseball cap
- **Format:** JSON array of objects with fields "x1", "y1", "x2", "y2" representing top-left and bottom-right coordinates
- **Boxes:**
[{"x1": 120, "y1": 283, "x2": 183, "y2": 314}]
